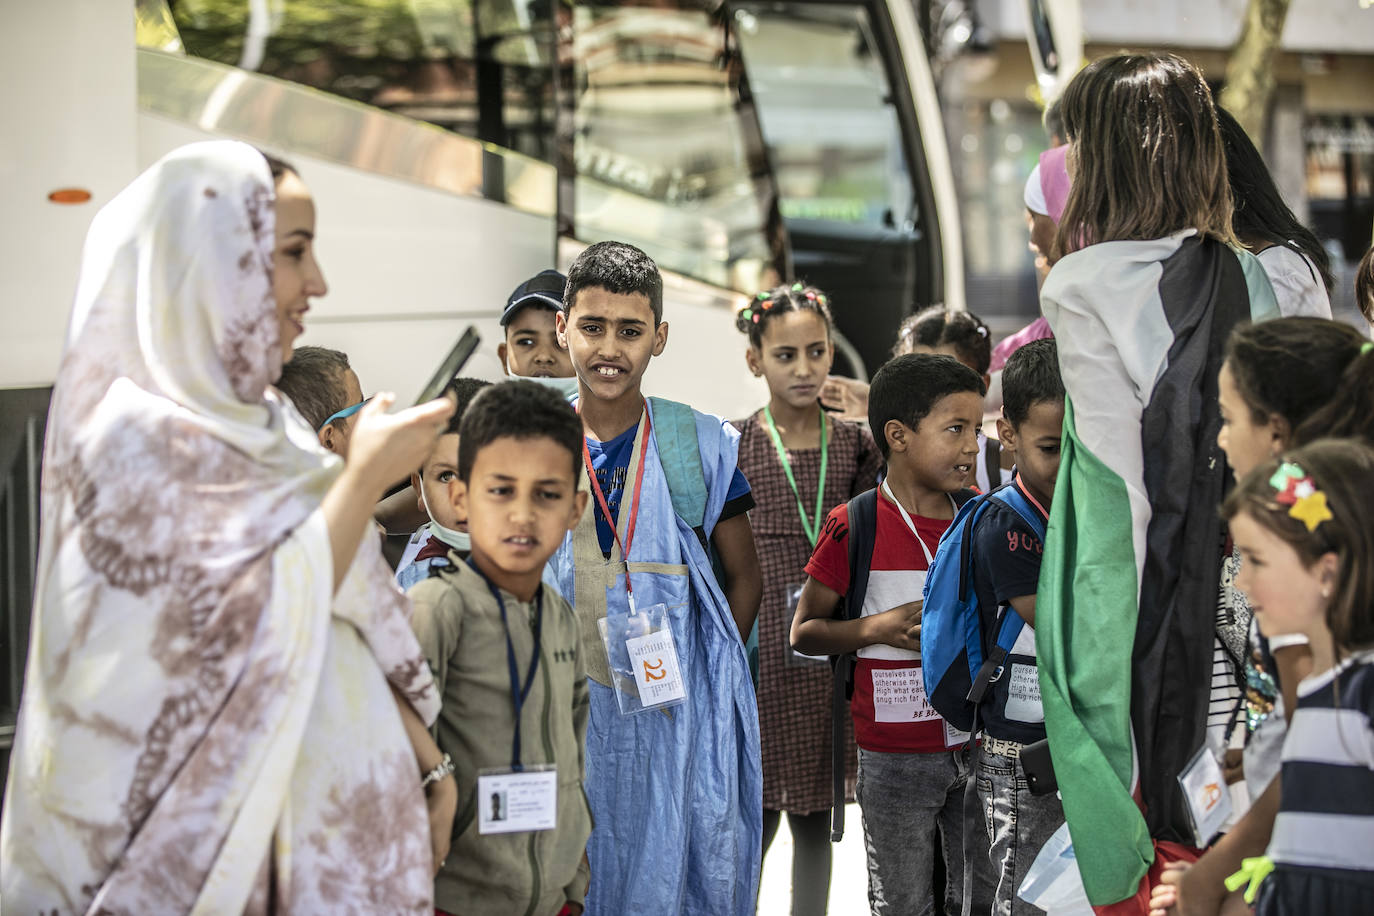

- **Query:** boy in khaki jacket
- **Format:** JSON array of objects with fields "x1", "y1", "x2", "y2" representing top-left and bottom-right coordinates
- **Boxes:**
[{"x1": 408, "y1": 381, "x2": 591, "y2": 916}]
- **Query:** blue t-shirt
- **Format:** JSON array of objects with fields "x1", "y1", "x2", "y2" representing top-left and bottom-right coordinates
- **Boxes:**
[{"x1": 587, "y1": 423, "x2": 753, "y2": 556}]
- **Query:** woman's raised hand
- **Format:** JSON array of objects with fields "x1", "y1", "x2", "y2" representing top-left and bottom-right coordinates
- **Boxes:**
[{"x1": 344, "y1": 393, "x2": 455, "y2": 497}]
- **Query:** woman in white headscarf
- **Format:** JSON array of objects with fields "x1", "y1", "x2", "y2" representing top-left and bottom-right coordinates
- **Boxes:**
[{"x1": 0, "y1": 141, "x2": 455, "y2": 913}]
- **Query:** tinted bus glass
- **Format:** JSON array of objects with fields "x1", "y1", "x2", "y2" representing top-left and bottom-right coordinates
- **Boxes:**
[{"x1": 167, "y1": 0, "x2": 557, "y2": 163}]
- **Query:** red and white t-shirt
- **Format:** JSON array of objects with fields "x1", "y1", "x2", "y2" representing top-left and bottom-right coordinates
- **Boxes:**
[{"x1": 804, "y1": 491, "x2": 960, "y2": 754}]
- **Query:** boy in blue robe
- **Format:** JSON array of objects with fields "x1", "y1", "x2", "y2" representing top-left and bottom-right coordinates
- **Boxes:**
[{"x1": 546, "y1": 241, "x2": 763, "y2": 915}]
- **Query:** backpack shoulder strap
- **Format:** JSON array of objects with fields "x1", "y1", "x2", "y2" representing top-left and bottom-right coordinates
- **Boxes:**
[
  {"x1": 844, "y1": 488, "x2": 879, "y2": 620},
  {"x1": 832, "y1": 486, "x2": 878, "y2": 841},
  {"x1": 646, "y1": 396, "x2": 708, "y2": 531},
  {"x1": 990, "y1": 484, "x2": 1047, "y2": 540}
]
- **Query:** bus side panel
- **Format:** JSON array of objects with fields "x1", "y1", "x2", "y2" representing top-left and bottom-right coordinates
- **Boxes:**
[
  {"x1": 0, "y1": 2, "x2": 138, "y2": 389},
  {"x1": 138, "y1": 116, "x2": 556, "y2": 401}
]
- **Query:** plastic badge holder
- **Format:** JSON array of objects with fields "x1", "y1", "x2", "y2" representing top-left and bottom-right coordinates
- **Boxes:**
[
  {"x1": 785, "y1": 582, "x2": 829, "y2": 668},
  {"x1": 598, "y1": 602, "x2": 687, "y2": 715}
]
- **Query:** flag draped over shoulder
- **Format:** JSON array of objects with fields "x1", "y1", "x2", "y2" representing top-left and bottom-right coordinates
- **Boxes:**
[{"x1": 1036, "y1": 231, "x2": 1278, "y2": 908}]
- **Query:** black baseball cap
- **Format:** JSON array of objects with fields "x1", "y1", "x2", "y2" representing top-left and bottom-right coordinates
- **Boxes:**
[{"x1": 500, "y1": 269, "x2": 567, "y2": 326}]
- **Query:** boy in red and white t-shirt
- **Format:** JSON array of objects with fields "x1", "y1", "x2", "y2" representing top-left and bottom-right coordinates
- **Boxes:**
[{"x1": 792, "y1": 354, "x2": 996, "y2": 916}]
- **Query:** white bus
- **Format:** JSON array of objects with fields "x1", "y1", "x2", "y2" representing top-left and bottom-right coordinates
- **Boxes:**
[
  {"x1": 2, "y1": 0, "x2": 1082, "y2": 779},
  {"x1": 3, "y1": 0, "x2": 970, "y2": 410}
]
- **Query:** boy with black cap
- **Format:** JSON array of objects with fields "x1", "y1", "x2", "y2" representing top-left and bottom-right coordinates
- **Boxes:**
[{"x1": 499, "y1": 268, "x2": 576, "y2": 385}]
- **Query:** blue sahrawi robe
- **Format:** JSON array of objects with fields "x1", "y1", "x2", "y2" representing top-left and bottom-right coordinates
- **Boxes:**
[{"x1": 546, "y1": 399, "x2": 762, "y2": 915}]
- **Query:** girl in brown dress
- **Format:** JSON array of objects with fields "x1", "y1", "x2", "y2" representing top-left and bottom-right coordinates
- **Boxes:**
[{"x1": 733, "y1": 283, "x2": 883, "y2": 915}]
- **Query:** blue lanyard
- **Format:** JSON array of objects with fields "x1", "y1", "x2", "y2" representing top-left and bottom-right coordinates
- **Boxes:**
[{"x1": 468, "y1": 561, "x2": 543, "y2": 771}]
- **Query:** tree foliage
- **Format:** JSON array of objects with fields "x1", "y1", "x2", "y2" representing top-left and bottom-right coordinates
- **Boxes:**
[{"x1": 1219, "y1": 0, "x2": 1291, "y2": 143}]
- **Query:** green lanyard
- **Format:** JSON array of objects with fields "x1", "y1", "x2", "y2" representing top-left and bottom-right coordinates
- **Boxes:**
[{"x1": 762, "y1": 405, "x2": 829, "y2": 547}]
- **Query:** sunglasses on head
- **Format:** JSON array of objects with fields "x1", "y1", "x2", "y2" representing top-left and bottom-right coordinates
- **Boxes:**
[{"x1": 317, "y1": 396, "x2": 372, "y2": 431}]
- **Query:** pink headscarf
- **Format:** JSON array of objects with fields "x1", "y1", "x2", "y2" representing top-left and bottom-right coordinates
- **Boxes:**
[
  {"x1": 993, "y1": 144, "x2": 1073, "y2": 372},
  {"x1": 1039, "y1": 145, "x2": 1071, "y2": 223}
]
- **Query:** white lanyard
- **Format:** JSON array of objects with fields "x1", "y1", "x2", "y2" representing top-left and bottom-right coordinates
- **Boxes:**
[{"x1": 880, "y1": 479, "x2": 948, "y2": 565}]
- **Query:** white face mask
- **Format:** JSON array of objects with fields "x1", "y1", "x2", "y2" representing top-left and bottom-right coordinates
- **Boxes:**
[
  {"x1": 419, "y1": 482, "x2": 470, "y2": 552},
  {"x1": 525, "y1": 374, "x2": 581, "y2": 399}
]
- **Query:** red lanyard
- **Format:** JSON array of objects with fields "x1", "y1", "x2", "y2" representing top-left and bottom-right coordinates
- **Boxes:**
[{"x1": 580, "y1": 403, "x2": 652, "y2": 605}]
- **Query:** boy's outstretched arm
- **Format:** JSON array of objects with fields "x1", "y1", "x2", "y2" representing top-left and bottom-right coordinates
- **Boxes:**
[
  {"x1": 791, "y1": 577, "x2": 922, "y2": 656},
  {"x1": 711, "y1": 513, "x2": 761, "y2": 642}
]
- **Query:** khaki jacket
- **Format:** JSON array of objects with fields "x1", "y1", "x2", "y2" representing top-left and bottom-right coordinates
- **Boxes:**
[{"x1": 409, "y1": 556, "x2": 591, "y2": 916}]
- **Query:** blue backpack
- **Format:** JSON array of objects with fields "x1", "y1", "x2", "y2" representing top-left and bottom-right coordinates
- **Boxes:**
[
  {"x1": 920, "y1": 484, "x2": 1046, "y2": 733},
  {"x1": 649, "y1": 398, "x2": 760, "y2": 686}
]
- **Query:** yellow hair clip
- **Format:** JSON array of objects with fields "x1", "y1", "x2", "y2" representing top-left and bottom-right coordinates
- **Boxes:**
[{"x1": 1270, "y1": 461, "x2": 1333, "y2": 532}]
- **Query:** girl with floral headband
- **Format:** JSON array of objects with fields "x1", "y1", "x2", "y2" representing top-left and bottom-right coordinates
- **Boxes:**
[
  {"x1": 1216, "y1": 440, "x2": 1374, "y2": 915},
  {"x1": 730, "y1": 282, "x2": 883, "y2": 915}
]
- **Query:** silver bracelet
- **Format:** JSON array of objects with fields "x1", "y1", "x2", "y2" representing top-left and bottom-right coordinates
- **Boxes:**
[{"x1": 421, "y1": 753, "x2": 455, "y2": 789}]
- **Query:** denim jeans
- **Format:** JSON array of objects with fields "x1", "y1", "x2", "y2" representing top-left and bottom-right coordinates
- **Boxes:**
[
  {"x1": 856, "y1": 747, "x2": 996, "y2": 916},
  {"x1": 975, "y1": 750, "x2": 1065, "y2": 916}
]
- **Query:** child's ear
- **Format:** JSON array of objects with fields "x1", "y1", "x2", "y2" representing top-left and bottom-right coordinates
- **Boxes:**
[
  {"x1": 569, "y1": 489, "x2": 589, "y2": 531},
  {"x1": 744, "y1": 346, "x2": 762, "y2": 378},
  {"x1": 449, "y1": 476, "x2": 469, "y2": 518},
  {"x1": 995, "y1": 416, "x2": 1016, "y2": 454},
  {"x1": 411, "y1": 473, "x2": 423, "y2": 512},
  {"x1": 497, "y1": 341, "x2": 511, "y2": 376},
  {"x1": 1318, "y1": 550, "x2": 1340, "y2": 600},
  {"x1": 318, "y1": 424, "x2": 337, "y2": 453},
  {"x1": 652, "y1": 320, "x2": 669, "y2": 357},
  {"x1": 1268, "y1": 414, "x2": 1292, "y2": 455},
  {"x1": 883, "y1": 419, "x2": 909, "y2": 454},
  {"x1": 555, "y1": 310, "x2": 569, "y2": 348}
]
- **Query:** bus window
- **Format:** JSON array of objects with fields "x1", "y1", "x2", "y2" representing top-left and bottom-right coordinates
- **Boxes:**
[
  {"x1": 564, "y1": 0, "x2": 787, "y2": 294},
  {"x1": 161, "y1": 0, "x2": 557, "y2": 164},
  {"x1": 733, "y1": 3, "x2": 913, "y2": 229},
  {"x1": 731, "y1": 0, "x2": 926, "y2": 372}
]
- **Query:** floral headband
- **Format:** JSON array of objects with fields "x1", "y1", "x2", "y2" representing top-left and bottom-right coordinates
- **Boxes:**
[
  {"x1": 1269, "y1": 461, "x2": 1333, "y2": 533},
  {"x1": 736, "y1": 283, "x2": 828, "y2": 328}
]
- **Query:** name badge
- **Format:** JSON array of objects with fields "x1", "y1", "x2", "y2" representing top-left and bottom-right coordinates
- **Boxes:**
[
  {"x1": 870, "y1": 666, "x2": 939, "y2": 724},
  {"x1": 598, "y1": 602, "x2": 689, "y2": 715},
  {"x1": 944, "y1": 719, "x2": 972, "y2": 747},
  {"x1": 627, "y1": 628, "x2": 686, "y2": 705},
  {"x1": 477, "y1": 765, "x2": 558, "y2": 835},
  {"x1": 1177, "y1": 744, "x2": 1233, "y2": 846}
]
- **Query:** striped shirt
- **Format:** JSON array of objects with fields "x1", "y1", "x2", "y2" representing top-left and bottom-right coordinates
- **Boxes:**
[{"x1": 1268, "y1": 648, "x2": 1374, "y2": 882}]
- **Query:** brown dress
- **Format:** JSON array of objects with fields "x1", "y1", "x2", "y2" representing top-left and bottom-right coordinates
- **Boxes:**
[{"x1": 733, "y1": 410, "x2": 885, "y2": 814}]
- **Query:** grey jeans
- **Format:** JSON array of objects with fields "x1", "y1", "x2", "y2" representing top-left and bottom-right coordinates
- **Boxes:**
[
  {"x1": 856, "y1": 747, "x2": 996, "y2": 916},
  {"x1": 975, "y1": 750, "x2": 1066, "y2": 916}
]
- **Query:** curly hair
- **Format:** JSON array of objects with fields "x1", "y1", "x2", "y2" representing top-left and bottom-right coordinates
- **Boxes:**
[
  {"x1": 893, "y1": 306, "x2": 992, "y2": 376},
  {"x1": 735, "y1": 282, "x2": 834, "y2": 347}
]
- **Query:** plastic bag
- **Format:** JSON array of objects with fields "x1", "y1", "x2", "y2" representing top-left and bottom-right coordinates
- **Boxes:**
[{"x1": 1017, "y1": 821, "x2": 1094, "y2": 915}]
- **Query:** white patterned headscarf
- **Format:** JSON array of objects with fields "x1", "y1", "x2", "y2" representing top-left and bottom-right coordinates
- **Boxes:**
[{"x1": 1, "y1": 141, "x2": 439, "y2": 913}]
